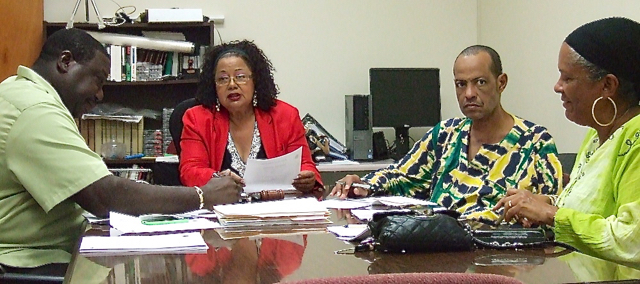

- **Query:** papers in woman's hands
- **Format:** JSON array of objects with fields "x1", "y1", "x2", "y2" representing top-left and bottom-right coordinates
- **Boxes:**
[
  {"x1": 243, "y1": 147, "x2": 302, "y2": 193},
  {"x1": 79, "y1": 232, "x2": 208, "y2": 256}
]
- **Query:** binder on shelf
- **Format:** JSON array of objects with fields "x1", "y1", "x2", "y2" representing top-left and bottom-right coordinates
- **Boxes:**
[
  {"x1": 109, "y1": 44, "x2": 122, "y2": 82},
  {"x1": 302, "y1": 114, "x2": 348, "y2": 156}
]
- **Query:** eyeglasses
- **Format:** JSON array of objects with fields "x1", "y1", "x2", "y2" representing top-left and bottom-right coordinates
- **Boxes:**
[{"x1": 215, "y1": 74, "x2": 253, "y2": 86}]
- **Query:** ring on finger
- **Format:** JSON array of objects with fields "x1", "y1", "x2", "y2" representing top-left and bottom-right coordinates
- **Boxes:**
[
  {"x1": 336, "y1": 181, "x2": 346, "y2": 186},
  {"x1": 508, "y1": 200, "x2": 513, "y2": 207}
]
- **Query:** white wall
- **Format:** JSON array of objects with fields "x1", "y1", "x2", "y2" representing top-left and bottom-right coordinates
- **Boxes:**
[
  {"x1": 44, "y1": 0, "x2": 477, "y2": 145},
  {"x1": 44, "y1": 1, "x2": 640, "y2": 153},
  {"x1": 478, "y1": 0, "x2": 640, "y2": 153}
]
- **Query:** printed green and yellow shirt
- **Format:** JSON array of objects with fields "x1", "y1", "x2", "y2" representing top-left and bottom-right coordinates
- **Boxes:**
[{"x1": 364, "y1": 115, "x2": 562, "y2": 221}]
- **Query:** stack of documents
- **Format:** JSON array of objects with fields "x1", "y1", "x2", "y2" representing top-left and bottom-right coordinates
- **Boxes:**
[
  {"x1": 79, "y1": 232, "x2": 208, "y2": 256},
  {"x1": 213, "y1": 198, "x2": 331, "y2": 239}
]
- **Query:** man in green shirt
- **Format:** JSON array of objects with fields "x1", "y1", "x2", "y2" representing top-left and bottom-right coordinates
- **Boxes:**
[{"x1": 0, "y1": 28, "x2": 242, "y2": 276}]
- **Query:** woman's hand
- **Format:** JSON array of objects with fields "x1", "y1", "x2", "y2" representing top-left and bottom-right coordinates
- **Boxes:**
[
  {"x1": 292, "y1": 170, "x2": 316, "y2": 193},
  {"x1": 329, "y1": 175, "x2": 369, "y2": 199},
  {"x1": 218, "y1": 169, "x2": 245, "y2": 186},
  {"x1": 493, "y1": 188, "x2": 558, "y2": 227}
]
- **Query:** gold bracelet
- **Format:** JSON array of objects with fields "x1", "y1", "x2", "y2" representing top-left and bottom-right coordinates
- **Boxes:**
[
  {"x1": 194, "y1": 186, "x2": 204, "y2": 210},
  {"x1": 547, "y1": 195, "x2": 558, "y2": 206}
]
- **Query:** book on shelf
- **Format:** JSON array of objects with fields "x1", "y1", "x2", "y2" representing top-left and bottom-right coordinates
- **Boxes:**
[
  {"x1": 78, "y1": 114, "x2": 144, "y2": 157},
  {"x1": 103, "y1": 44, "x2": 207, "y2": 82}
]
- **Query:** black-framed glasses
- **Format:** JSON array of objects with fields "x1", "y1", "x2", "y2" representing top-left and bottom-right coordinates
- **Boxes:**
[{"x1": 215, "y1": 74, "x2": 253, "y2": 86}]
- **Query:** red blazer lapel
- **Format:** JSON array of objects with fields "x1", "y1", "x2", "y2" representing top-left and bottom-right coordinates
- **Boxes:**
[
  {"x1": 212, "y1": 109, "x2": 230, "y2": 171},
  {"x1": 256, "y1": 108, "x2": 280, "y2": 158}
]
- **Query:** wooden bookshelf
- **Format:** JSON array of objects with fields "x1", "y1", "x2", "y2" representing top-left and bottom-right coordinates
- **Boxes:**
[{"x1": 45, "y1": 21, "x2": 215, "y2": 161}]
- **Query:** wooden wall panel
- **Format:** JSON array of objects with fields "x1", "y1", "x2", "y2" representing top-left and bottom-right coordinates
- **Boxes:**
[{"x1": 0, "y1": 0, "x2": 44, "y2": 81}]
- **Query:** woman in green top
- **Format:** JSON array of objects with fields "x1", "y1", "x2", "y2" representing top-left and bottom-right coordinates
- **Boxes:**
[{"x1": 495, "y1": 17, "x2": 640, "y2": 267}]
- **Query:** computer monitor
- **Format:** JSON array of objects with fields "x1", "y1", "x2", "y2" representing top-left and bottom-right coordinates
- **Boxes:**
[{"x1": 370, "y1": 68, "x2": 441, "y2": 157}]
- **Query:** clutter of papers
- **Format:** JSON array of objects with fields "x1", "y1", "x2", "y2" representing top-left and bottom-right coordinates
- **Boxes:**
[{"x1": 321, "y1": 196, "x2": 441, "y2": 209}]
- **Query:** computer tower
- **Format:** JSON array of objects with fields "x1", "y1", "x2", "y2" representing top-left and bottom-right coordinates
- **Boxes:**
[{"x1": 345, "y1": 95, "x2": 373, "y2": 160}]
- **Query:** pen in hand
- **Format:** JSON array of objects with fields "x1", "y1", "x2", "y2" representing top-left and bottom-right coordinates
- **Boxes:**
[
  {"x1": 334, "y1": 181, "x2": 371, "y2": 190},
  {"x1": 493, "y1": 214, "x2": 505, "y2": 227}
]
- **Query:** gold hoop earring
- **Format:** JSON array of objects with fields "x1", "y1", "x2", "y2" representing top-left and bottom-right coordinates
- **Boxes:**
[{"x1": 591, "y1": 96, "x2": 617, "y2": 127}]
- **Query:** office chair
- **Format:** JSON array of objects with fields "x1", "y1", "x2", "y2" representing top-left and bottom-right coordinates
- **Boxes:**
[
  {"x1": 280, "y1": 272, "x2": 524, "y2": 284},
  {"x1": 169, "y1": 98, "x2": 198, "y2": 156},
  {"x1": 558, "y1": 153, "x2": 577, "y2": 187},
  {"x1": 150, "y1": 98, "x2": 198, "y2": 186}
]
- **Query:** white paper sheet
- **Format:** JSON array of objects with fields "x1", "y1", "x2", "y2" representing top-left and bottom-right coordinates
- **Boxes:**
[
  {"x1": 243, "y1": 147, "x2": 302, "y2": 193},
  {"x1": 320, "y1": 198, "x2": 370, "y2": 209},
  {"x1": 350, "y1": 209, "x2": 413, "y2": 221},
  {"x1": 109, "y1": 211, "x2": 221, "y2": 235},
  {"x1": 327, "y1": 224, "x2": 370, "y2": 241},
  {"x1": 213, "y1": 197, "x2": 328, "y2": 218},
  {"x1": 80, "y1": 232, "x2": 208, "y2": 256},
  {"x1": 367, "y1": 196, "x2": 439, "y2": 207}
]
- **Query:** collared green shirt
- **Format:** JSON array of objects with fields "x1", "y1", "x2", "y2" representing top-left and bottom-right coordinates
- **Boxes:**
[
  {"x1": 364, "y1": 115, "x2": 562, "y2": 221},
  {"x1": 555, "y1": 115, "x2": 640, "y2": 267},
  {"x1": 0, "y1": 66, "x2": 111, "y2": 268}
]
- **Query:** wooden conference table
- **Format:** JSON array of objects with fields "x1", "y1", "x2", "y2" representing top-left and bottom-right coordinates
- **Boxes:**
[{"x1": 64, "y1": 208, "x2": 640, "y2": 284}]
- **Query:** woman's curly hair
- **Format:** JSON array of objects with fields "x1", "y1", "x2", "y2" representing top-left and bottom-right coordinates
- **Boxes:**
[{"x1": 196, "y1": 40, "x2": 279, "y2": 111}]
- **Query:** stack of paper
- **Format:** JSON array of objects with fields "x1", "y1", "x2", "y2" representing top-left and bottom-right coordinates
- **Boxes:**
[
  {"x1": 79, "y1": 232, "x2": 208, "y2": 256},
  {"x1": 213, "y1": 198, "x2": 331, "y2": 238}
]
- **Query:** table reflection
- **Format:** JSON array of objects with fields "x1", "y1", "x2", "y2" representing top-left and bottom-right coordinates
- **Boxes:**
[
  {"x1": 64, "y1": 208, "x2": 640, "y2": 284},
  {"x1": 185, "y1": 233, "x2": 307, "y2": 284},
  {"x1": 559, "y1": 251, "x2": 640, "y2": 282}
]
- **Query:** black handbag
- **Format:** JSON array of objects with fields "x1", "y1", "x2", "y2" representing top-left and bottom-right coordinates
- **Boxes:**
[
  {"x1": 367, "y1": 211, "x2": 474, "y2": 253},
  {"x1": 363, "y1": 210, "x2": 570, "y2": 253}
]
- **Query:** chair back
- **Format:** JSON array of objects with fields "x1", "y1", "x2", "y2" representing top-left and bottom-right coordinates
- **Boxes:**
[{"x1": 169, "y1": 98, "x2": 198, "y2": 156}]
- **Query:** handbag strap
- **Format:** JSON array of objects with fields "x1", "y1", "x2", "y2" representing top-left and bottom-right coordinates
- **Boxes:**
[
  {"x1": 470, "y1": 234, "x2": 577, "y2": 251},
  {"x1": 467, "y1": 223, "x2": 578, "y2": 251}
]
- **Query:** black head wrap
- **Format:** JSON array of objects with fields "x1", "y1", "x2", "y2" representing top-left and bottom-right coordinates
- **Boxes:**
[{"x1": 565, "y1": 17, "x2": 640, "y2": 86}]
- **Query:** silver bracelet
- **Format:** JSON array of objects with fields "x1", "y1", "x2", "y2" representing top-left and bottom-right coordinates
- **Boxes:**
[{"x1": 194, "y1": 186, "x2": 204, "y2": 210}]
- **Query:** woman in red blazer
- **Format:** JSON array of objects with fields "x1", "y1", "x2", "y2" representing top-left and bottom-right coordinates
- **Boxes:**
[{"x1": 179, "y1": 40, "x2": 322, "y2": 194}]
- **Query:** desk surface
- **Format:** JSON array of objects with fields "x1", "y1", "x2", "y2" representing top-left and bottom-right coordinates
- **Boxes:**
[{"x1": 65, "y1": 210, "x2": 640, "y2": 284}]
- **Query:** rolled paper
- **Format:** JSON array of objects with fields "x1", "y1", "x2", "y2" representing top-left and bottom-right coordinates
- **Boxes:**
[{"x1": 87, "y1": 31, "x2": 195, "y2": 53}]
